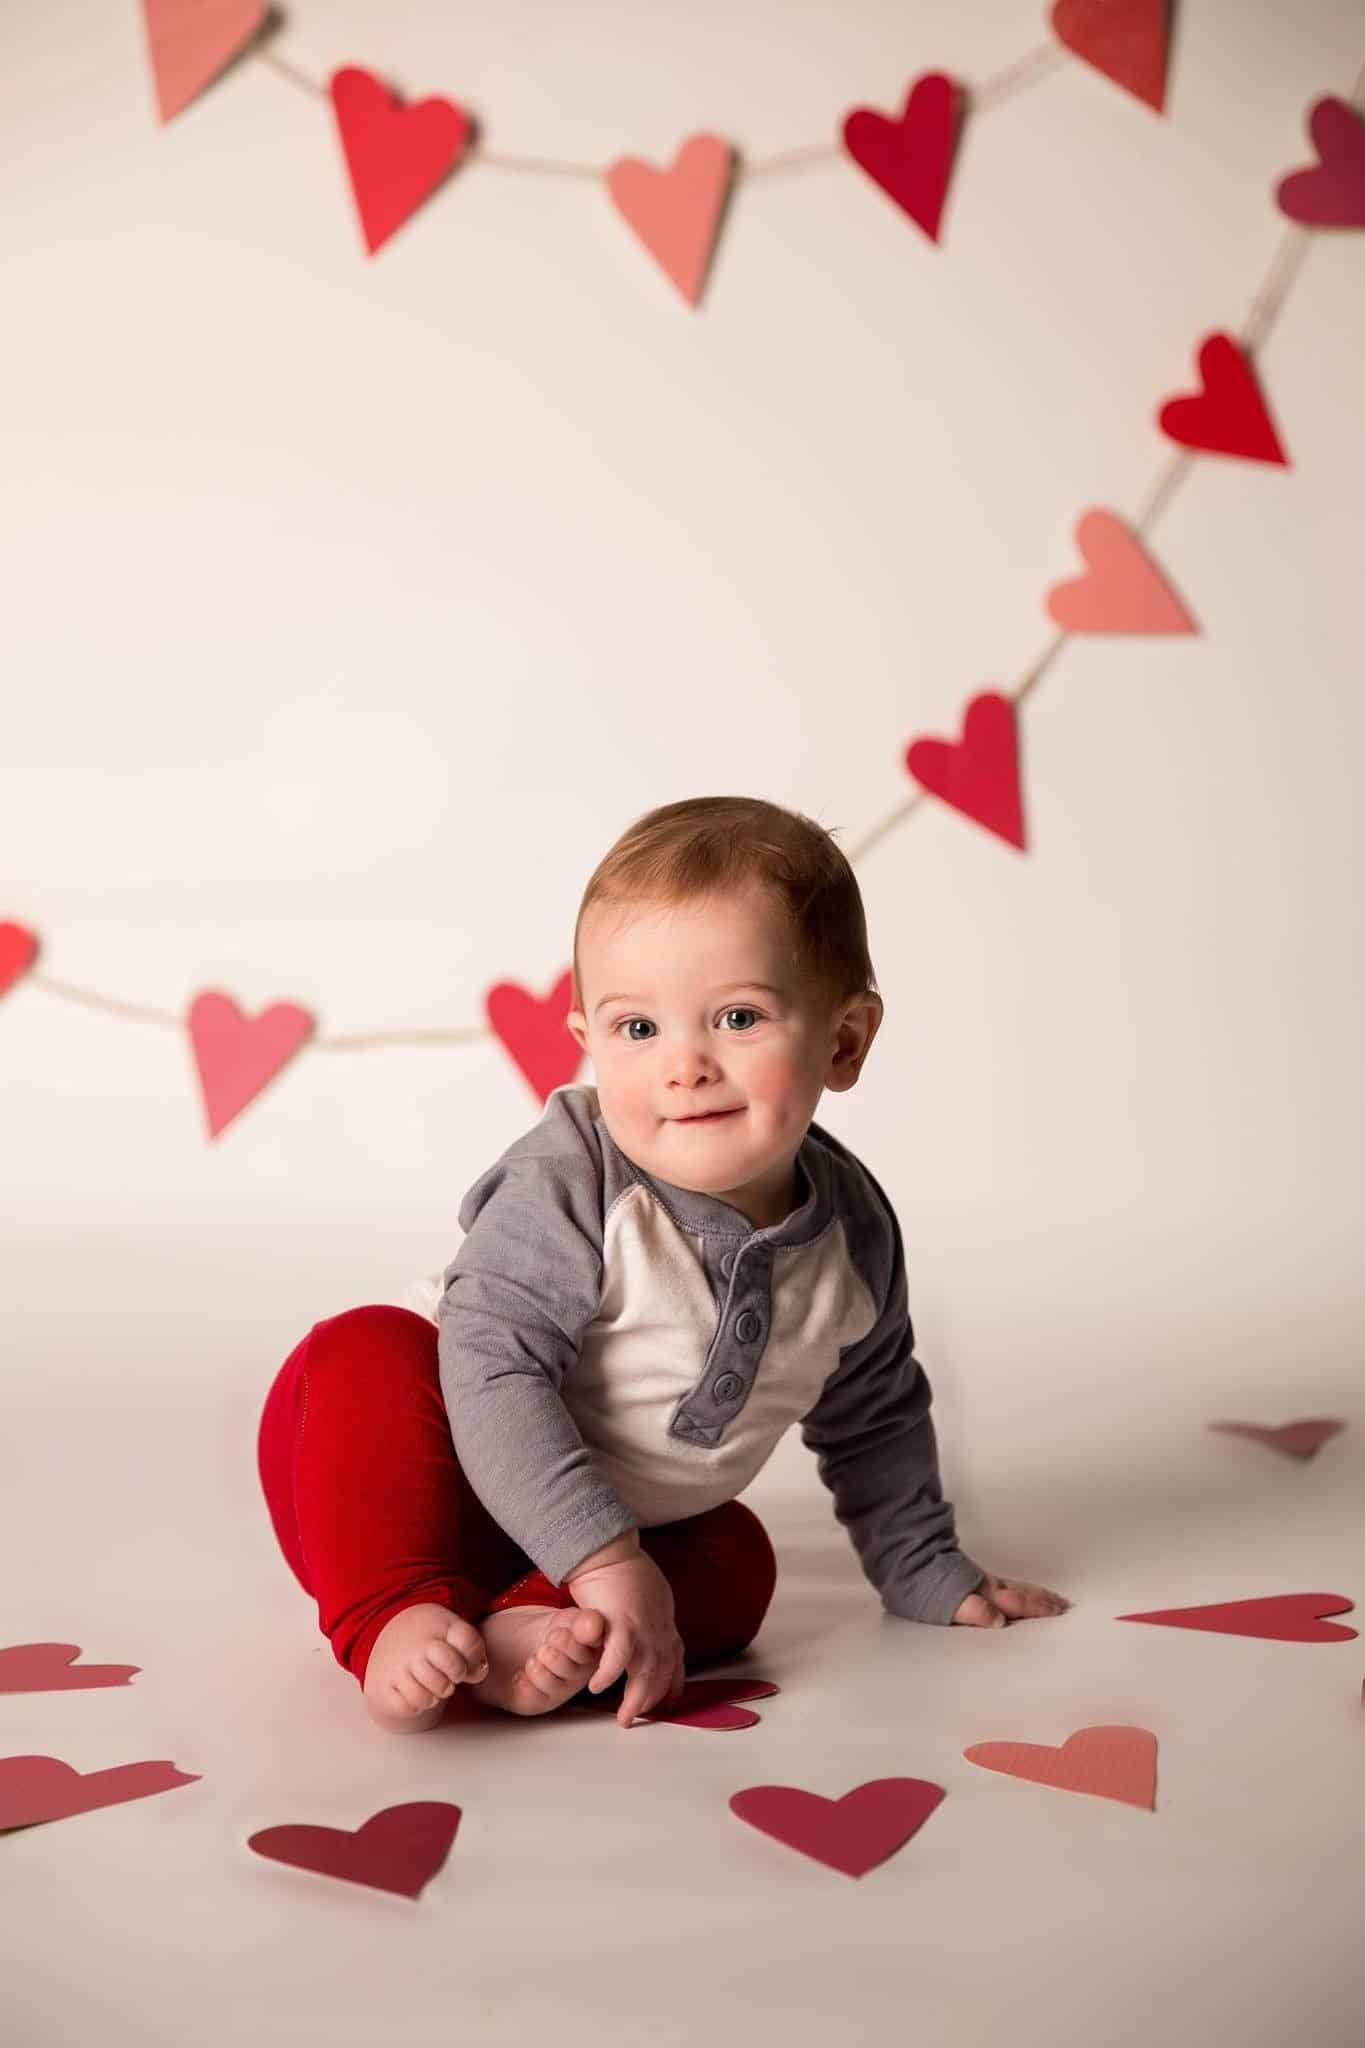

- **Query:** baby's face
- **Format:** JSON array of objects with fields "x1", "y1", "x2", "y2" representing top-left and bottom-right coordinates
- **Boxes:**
[{"x1": 566, "y1": 882, "x2": 862, "y2": 1224}]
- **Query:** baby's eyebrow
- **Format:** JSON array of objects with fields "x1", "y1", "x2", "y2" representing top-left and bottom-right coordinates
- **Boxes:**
[{"x1": 593, "y1": 981, "x2": 785, "y2": 1017}]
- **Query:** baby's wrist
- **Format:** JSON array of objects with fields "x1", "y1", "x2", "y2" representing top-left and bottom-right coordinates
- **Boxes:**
[{"x1": 564, "y1": 1529, "x2": 640, "y2": 1581}]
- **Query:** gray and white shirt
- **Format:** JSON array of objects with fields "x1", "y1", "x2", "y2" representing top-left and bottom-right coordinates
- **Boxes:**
[{"x1": 410, "y1": 1083, "x2": 985, "y2": 1626}]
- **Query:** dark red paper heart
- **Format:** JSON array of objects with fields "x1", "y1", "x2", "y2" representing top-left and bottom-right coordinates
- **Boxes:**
[
  {"x1": 329, "y1": 66, "x2": 470, "y2": 256},
  {"x1": 1157, "y1": 332, "x2": 1289, "y2": 465},
  {"x1": 1115, "y1": 1592, "x2": 1356, "y2": 1643},
  {"x1": 485, "y1": 967, "x2": 584, "y2": 1104},
  {"x1": 730, "y1": 1777, "x2": 945, "y2": 1878},
  {"x1": 0, "y1": 1756, "x2": 200, "y2": 1830},
  {"x1": 248, "y1": 1801, "x2": 461, "y2": 1899},
  {"x1": 644, "y1": 1677, "x2": 780, "y2": 1731},
  {"x1": 841, "y1": 72, "x2": 962, "y2": 243},
  {"x1": 1275, "y1": 96, "x2": 1365, "y2": 228},
  {"x1": 0, "y1": 1643, "x2": 140, "y2": 1694},
  {"x1": 904, "y1": 691, "x2": 1025, "y2": 848}
]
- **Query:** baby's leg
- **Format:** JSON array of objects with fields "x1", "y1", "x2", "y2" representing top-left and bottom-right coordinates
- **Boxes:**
[{"x1": 642, "y1": 1500, "x2": 779, "y2": 1666}]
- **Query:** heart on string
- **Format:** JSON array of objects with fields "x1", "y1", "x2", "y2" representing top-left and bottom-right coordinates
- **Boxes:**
[
  {"x1": 329, "y1": 66, "x2": 471, "y2": 256},
  {"x1": 248, "y1": 1802, "x2": 461, "y2": 1899},
  {"x1": 643, "y1": 1677, "x2": 780, "y2": 1731},
  {"x1": 0, "y1": 1643, "x2": 140, "y2": 1695},
  {"x1": 139, "y1": 0, "x2": 266, "y2": 124},
  {"x1": 841, "y1": 72, "x2": 962, "y2": 243},
  {"x1": 1275, "y1": 96, "x2": 1365, "y2": 228},
  {"x1": 0, "y1": 1756, "x2": 200, "y2": 1831},
  {"x1": 1116, "y1": 1592, "x2": 1357, "y2": 1643},
  {"x1": 605, "y1": 134, "x2": 736, "y2": 306},
  {"x1": 0, "y1": 921, "x2": 39, "y2": 999},
  {"x1": 964, "y1": 1725, "x2": 1157, "y2": 1810},
  {"x1": 485, "y1": 968, "x2": 584, "y2": 1105},
  {"x1": 1049, "y1": 0, "x2": 1170, "y2": 114},
  {"x1": 1045, "y1": 509, "x2": 1197, "y2": 634},
  {"x1": 904, "y1": 691, "x2": 1025, "y2": 849},
  {"x1": 1157, "y1": 333, "x2": 1290, "y2": 465},
  {"x1": 1208, "y1": 1417, "x2": 1346, "y2": 1461},
  {"x1": 186, "y1": 991, "x2": 315, "y2": 1139},
  {"x1": 730, "y1": 1777, "x2": 945, "y2": 1878}
]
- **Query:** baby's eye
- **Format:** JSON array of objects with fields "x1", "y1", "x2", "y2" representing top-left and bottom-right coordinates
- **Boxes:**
[{"x1": 613, "y1": 1007, "x2": 761, "y2": 1043}]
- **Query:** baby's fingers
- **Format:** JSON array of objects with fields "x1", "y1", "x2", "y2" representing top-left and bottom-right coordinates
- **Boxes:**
[
  {"x1": 990, "y1": 1578, "x2": 1070, "y2": 1619},
  {"x1": 587, "y1": 1622, "x2": 631, "y2": 1697}
]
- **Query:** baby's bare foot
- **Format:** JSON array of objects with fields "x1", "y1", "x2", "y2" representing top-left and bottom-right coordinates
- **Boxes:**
[
  {"x1": 471, "y1": 1605, "x2": 607, "y2": 1717},
  {"x1": 363, "y1": 1602, "x2": 489, "y2": 1734}
]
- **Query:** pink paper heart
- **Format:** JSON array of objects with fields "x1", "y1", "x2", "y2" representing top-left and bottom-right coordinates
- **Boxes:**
[
  {"x1": 248, "y1": 1802, "x2": 461, "y2": 1899},
  {"x1": 605, "y1": 134, "x2": 736, "y2": 306},
  {"x1": 139, "y1": 0, "x2": 266, "y2": 124},
  {"x1": 841, "y1": 72, "x2": 962, "y2": 243},
  {"x1": 1116, "y1": 1592, "x2": 1356, "y2": 1643},
  {"x1": 0, "y1": 921, "x2": 39, "y2": 999},
  {"x1": 1045, "y1": 509, "x2": 1197, "y2": 635},
  {"x1": 329, "y1": 66, "x2": 471, "y2": 256},
  {"x1": 0, "y1": 1643, "x2": 140, "y2": 1695},
  {"x1": 730, "y1": 1777, "x2": 945, "y2": 1878},
  {"x1": 1157, "y1": 332, "x2": 1289, "y2": 465},
  {"x1": 1208, "y1": 1417, "x2": 1346, "y2": 1460},
  {"x1": 484, "y1": 968, "x2": 584, "y2": 1105},
  {"x1": 904, "y1": 690, "x2": 1026, "y2": 849},
  {"x1": 186, "y1": 991, "x2": 315, "y2": 1139},
  {"x1": 644, "y1": 1677, "x2": 780, "y2": 1731},
  {"x1": 0, "y1": 1756, "x2": 199, "y2": 1830},
  {"x1": 1275, "y1": 96, "x2": 1365, "y2": 228},
  {"x1": 964, "y1": 1726, "x2": 1156, "y2": 1810}
]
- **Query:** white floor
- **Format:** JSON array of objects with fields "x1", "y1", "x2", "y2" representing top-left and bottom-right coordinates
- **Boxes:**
[{"x1": 4, "y1": 1223, "x2": 1363, "y2": 2048}]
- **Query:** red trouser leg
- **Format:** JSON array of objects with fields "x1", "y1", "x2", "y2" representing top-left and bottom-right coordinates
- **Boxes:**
[{"x1": 257, "y1": 1303, "x2": 778, "y2": 1688}]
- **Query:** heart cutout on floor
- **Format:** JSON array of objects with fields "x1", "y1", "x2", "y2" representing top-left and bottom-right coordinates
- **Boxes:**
[
  {"x1": 1157, "y1": 332, "x2": 1290, "y2": 465},
  {"x1": 485, "y1": 967, "x2": 584, "y2": 1104},
  {"x1": 0, "y1": 1756, "x2": 200, "y2": 1831},
  {"x1": 248, "y1": 1802, "x2": 461, "y2": 1899},
  {"x1": 730, "y1": 1777, "x2": 945, "y2": 1878},
  {"x1": 1045, "y1": 509, "x2": 1197, "y2": 635},
  {"x1": 186, "y1": 991, "x2": 315, "y2": 1138},
  {"x1": 643, "y1": 1677, "x2": 780, "y2": 1731},
  {"x1": 1050, "y1": 0, "x2": 1169, "y2": 113},
  {"x1": 0, "y1": 922, "x2": 39, "y2": 1000},
  {"x1": 1275, "y1": 95, "x2": 1365, "y2": 228},
  {"x1": 1116, "y1": 1592, "x2": 1357, "y2": 1642},
  {"x1": 904, "y1": 691, "x2": 1025, "y2": 849},
  {"x1": 964, "y1": 1725, "x2": 1156, "y2": 1810},
  {"x1": 329, "y1": 66, "x2": 471, "y2": 255},
  {"x1": 1208, "y1": 1417, "x2": 1346, "y2": 1460},
  {"x1": 0, "y1": 1643, "x2": 140, "y2": 1694},
  {"x1": 841, "y1": 72, "x2": 962, "y2": 243},
  {"x1": 605, "y1": 133, "x2": 736, "y2": 305},
  {"x1": 140, "y1": 0, "x2": 267, "y2": 123}
]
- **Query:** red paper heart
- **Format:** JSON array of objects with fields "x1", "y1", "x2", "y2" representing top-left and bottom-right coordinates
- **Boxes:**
[
  {"x1": 841, "y1": 73, "x2": 962, "y2": 243},
  {"x1": 0, "y1": 1756, "x2": 200, "y2": 1830},
  {"x1": 605, "y1": 134, "x2": 736, "y2": 305},
  {"x1": 1045, "y1": 509, "x2": 1197, "y2": 635},
  {"x1": 1208, "y1": 1417, "x2": 1346, "y2": 1461},
  {"x1": 1275, "y1": 96, "x2": 1365, "y2": 228},
  {"x1": 140, "y1": 0, "x2": 266, "y2": 123},
  {"x1": 0, "y1": 1643, "x2": 140, "y2": 1695},
  {"x1": 904, "y1": 691, "x2": 1025, "y2": 849},
  {"x1": 0, "y1": 921, "x2": 39, "y2": 998},
  {"x1": 485, "y1": 967, "x2": 584, "y2": 1104},
  {"x1": 964, "y1": 1725, "x2": 1156, "y2": 1810},
  {"x1": 1050, "y1": 0, "x2": 1169, "y2": 114},
  {"x1": 186, "y1": 991, "x2": 314, "y2": 1138},
  {"x1": 730, "y1": 1777, "x2": 944, "y2": 1878},
  {"x1": 248, "y1": 1802, "x2": 461, "y2": 1899},
  {"x1": 329, "y1": 66, "x2": 471, "y2": 256},
  {"x1": 1116, "y1": 1592, "x2": 1356, "y2": 1643},
  {"x1": 644, "y1": 1677, "x2": 780, "y2": 1731},
  {"x1": 1157, "y1": 332, "x2": 1289, "y2": 465}
]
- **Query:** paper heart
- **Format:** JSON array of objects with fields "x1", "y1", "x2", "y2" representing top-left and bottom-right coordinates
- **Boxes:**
[
  {"x1": 1116, "y1": 1592, "x2": 1357, "y2": 1643},
  {"x1": 605, "y1": 134, "x2": 735, "y2": 306},
  {"x1": 730, "y1": 1777, "x2": 945, "y2": 1878},
  {"x1": 0, "y1": 1643, "x2": 140, "y2": 1694},
  {"x1": 1208, "y1": 1417, "x2": 1346, "y2": 1461},
  {"x1": 139, "y1": 0, "x2": 266, "y2": 124},
  {"x1": 1275, "y1": 96, "x2": 1365, "y2": 228},
  {"x1": 186, "y1": 991, "x2": 315, "y2": 1139},
  {"x1": 1157, "y1": 332, "x2": 1289, "y2": 465},
  {"x1": 964, "y1": 1725, "x2": 1156, "y2": 1810},
  {"x1": 1050, "y1": 0, "x2": 1169, "y2": 113},
  {"x1": 329, "y1": 66, "x2": 471, "y2": 256},
  {"x1": 485, "y1": 968, "x2": 584, "y2": 1105},
  {"x1": 0, "y1": 921, "x2": 39, "y2": 998},
  {"x1": 248, "y1": 1802, "x2": 461, "y2": 1899},
  {"x1": 904, "y1": 691, "x2": 1025, "y2": 849},
  {"x1": 644, "y1": 1677, "x2": 780, "y2": 1731},
  {"x1": 1045, "y1": 509, "x2": 1197, "y2": 634},
  {"x1": 0, "y1": 1756, "x2": 199, "y2": 1831},
  {"x1": 841, "y1": 72, "x2": 962, "y2": 243}
]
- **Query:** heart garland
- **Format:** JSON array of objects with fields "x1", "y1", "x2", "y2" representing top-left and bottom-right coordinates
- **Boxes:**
[
  {"x1": 605, "y1": 135, "x2": 736, "y2": 304},
  {"x1": 329, "y1": 66, "x2": 471, "y2": 255},
  {"x1": 841, "y1": 72, "x2": 963, "y2": 243}
]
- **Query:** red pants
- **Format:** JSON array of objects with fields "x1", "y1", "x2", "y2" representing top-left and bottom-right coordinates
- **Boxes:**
[{"x1": 256, "y1": 1304, "x2": 778, "y2": 1688}]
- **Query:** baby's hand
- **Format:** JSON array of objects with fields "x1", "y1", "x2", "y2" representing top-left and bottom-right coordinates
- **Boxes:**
[
  {"x1": 952, "y1": 1574, "x2": 1070, "y2": 1628},
  {"x1": 565, "y1": 1551, "x2": 687, "y2": 1728}
]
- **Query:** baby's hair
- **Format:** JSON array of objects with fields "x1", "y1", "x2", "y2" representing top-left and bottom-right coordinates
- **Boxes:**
[{"x1": 571, "y1": 795, "x2": 878, "y2": 1015}]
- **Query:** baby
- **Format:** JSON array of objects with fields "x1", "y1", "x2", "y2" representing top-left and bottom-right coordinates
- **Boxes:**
[{"x1": 359, "y1": 794, "x2": 1069, "y2": 1733}]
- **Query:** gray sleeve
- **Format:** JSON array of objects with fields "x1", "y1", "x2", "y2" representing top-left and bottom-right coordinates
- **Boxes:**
[
  {"x1": 436, "y1": 1106, "x2": 639, "y2": 1586},
  {"x1": 799, "y1": 1190, "x2": 986, "y2": 1626}
]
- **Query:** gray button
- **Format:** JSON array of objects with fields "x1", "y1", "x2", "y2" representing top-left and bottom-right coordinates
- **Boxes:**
[
  {"x1": 719, "y1": 1249, "x2": 737, "y2": 1278},
  {"x1": 713, "y1": 1373, "x2": 743, "y2": 1402},
  {"x1": 734, "y1": 1310, "x2": 761, "y2": 1343}
]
